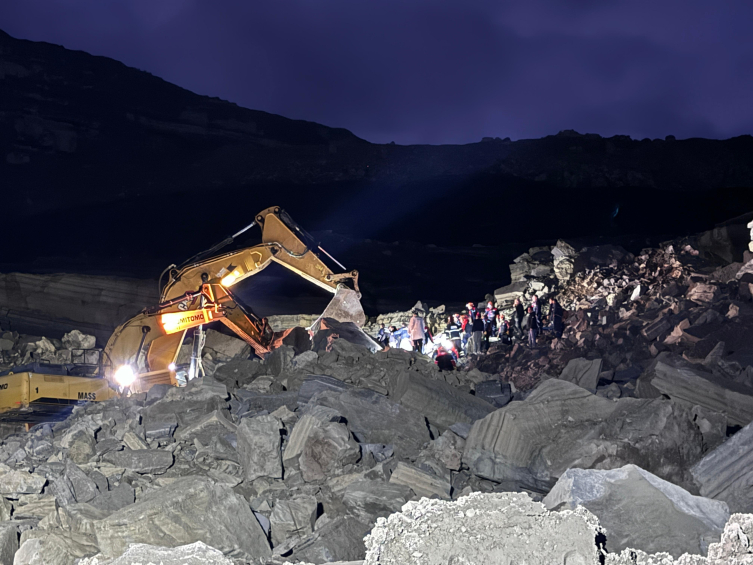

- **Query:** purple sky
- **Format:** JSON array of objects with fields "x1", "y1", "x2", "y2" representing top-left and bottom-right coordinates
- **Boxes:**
[{"x1": 1, "y1": 1, "x2": 751, "y2": 145}]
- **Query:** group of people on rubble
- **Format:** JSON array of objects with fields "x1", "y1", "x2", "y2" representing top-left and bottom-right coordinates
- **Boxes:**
[{"x1": 374, "y1": 294, "x2": 565, "y2": 371}]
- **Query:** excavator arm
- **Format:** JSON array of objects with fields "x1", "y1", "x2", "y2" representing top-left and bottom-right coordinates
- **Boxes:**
[{"x1": 102, "y1": 207, "x2": 367, "y2": 392}]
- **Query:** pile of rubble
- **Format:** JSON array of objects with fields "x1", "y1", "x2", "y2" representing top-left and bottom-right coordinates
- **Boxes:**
[
  {"x1": 0, "y1": 330, "x2": 100, "y2": 371},
  {"x1": 0, "y1": 325, "x2": 515, "y2": 564},
  {"x1": 0, "y1": 320, "x2": 747, "y2": 564},
  {"x1": 1, "y1": 220, "x2": 753, "y2": 563},
  {"x1": 482, "y1": 233, "x2": 753, "y2": 403}
]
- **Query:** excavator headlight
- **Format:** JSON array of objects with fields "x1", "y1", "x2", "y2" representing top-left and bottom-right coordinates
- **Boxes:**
[
  {"x1": 113, "y1": 365, "x2": 137, "y2": 387},
  {"x1": 221, "y1": 269, "x2": 243, "y2": 287}
]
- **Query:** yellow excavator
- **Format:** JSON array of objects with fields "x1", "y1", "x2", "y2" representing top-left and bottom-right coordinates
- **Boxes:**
[
  {"x1": 102, "y1": 206, "x2": 367, "y2": 393},
  {"x1": 0, "y1": 207, "x2": 367, "y2": 419}
]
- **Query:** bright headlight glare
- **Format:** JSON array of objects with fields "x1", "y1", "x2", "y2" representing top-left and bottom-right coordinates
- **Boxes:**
[
  {"x1": 114, "y1": 365, "x2": 136, "y2": 387},
  {"x1": 221, "y1": 269, "x2": 242, "y2": 287},
  {"x1": 168, "y1": 363, "x2": 176, "y2": 371}
]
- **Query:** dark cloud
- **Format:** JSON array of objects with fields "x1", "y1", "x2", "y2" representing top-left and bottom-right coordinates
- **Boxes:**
[{"x1": 1, "y1": 0, "x2": 750, "y2": 144}]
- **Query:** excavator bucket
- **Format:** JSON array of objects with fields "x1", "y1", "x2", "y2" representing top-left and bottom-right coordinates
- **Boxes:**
[{"x1": 318, "y1": 287, "x2": 367, "y2": 328}]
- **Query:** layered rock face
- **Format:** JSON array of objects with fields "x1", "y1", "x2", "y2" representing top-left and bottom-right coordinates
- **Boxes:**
[{"x1": 0, "y1": 273, "x2": 157, "y2": 344}]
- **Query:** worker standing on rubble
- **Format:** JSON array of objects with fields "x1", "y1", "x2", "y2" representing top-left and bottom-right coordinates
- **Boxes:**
[
  {"x1": 471, "y1": 311, "x2": 485, "y2": 354},
  {"x1": 377, "y1": 323, "x2": 390, "y2": 348},
  {"x1": 548, "y1": 296, "x2": 564, "y2": 338},
  {"x1": 408, "y1": 310, "x2": 426, "y2": 352},
  {"x1": 513, "y1": 298, "x2": 525, "y2": 337},
  {"x1": 527, "y1": 305, "x2": 540, "y2": 348},
  {"x1": 531, "y1": 295, "x2": 542, "y2": 327},
  {"x1": 466, "y1": 302, "x2": 477, "y2": 321}
]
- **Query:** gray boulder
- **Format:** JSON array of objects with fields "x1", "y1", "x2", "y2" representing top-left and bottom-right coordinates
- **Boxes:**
[
  {"x1": 103, "y1": 449, "x2": 173, "y2": 475},
  {"x1": 559, "y1": 357, "x2": 603, "y2": 392},
  {"x1": 299, "y1": 420, "x2": 360, "y2": 482},
  {"x1": 94, "y1": 476, "x2": 271, "y2": 562},
  {"x1": 544, "y1": 464, "x2": 730, "y2": 557},
  {"x1": 15, "y1": 530, "x2": 98, "y2": 565},
  {"x1": 389, "y1": 372, "x2": 495, "y2": 431},
  {"x1": 142, "y1": 381, "x2": 228, "y2": 428},
  {"x1": 64, "y1": 460, "x2": 98, "y2": 504},
  {"x1": 309, "y1": 388, "x2": 430, "y2": 459},
  {"x1": 269, "y1": 494, "x2": 318, "y2": 546},
  {"x1": 298, "y1": 375, "x2": 352, "y2": 407},
  {"x1": 0, "y1": 523, "x2": 18, "y2": 565},
  {"x1": 342, "y1": 479, "x2": 413, "y2": 523},
  {"x1": 474, "y1": 380, "x2": 512, "y2": 408},
  {"x1": 463, "y1": 379, "x2": 702, "y2": 491},
  {"x1": 174, "y1": 410, "x2": 237, "y2": 445},
  {"x1": 286, "y1": 515, "x2": 371, "y2": 564},
  {"x1": 691, "y1": 419, "x2": 753, "y2": 513},
  {"x1": 637, "y1": 353, "x2": 753, "y2": 427},
  {"x1": 236, "y1": 414, "x2": 283, "y2": 482},
  {"x1": 0, "y1": 463, "x2": 46, "y2": 496},
  {"x1": 89, "y1": 483, "x2": 135, "y2": 513},
  {"x1": 389, "y1": 461, "x2": 451, "y2": 499}
]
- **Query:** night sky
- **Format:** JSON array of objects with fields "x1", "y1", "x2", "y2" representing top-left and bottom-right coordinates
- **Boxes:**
[{"x1": 1, "y1": 1, "x2": 751, "y2": 145}]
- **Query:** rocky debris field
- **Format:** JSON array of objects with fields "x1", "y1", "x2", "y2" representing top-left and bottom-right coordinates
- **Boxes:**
[{"x1": 0, "y1": 222, "x2": 753, "y2": 564}]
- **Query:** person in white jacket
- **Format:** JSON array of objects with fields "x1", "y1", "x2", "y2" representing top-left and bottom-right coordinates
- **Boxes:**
[{"x1": 408, "y1": 310, "x2": 426, "y2": 352}]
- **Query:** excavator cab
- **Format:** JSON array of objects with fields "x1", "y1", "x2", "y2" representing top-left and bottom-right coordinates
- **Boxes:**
[{"x1": 103, "y1": 207, "x2": 369, "y2": 393}]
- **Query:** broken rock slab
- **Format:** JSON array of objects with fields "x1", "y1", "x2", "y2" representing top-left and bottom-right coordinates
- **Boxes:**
[
  {"x1": 283, "y1": 407, "x2": 335, "y2": 470},
  {"x1": 342, "y1": 479, "x2": 413, "y2": 524},
  {"x1": 638, "y1": 353, "x2": 753, "y2": 427},
  {"x1": 388, "y1": 461, "x2": 451, "y2": 499},
  {"x1": 94, "y1": 476, "x2": 270, "y2": 562},
  {"x1": 463, "y1": 379, "x2": 702, "y2": 491},
  {"x1": 559, "y1": 357, "x2": 603, "y2": 392},
  {"x1": 363, "y1": 492, "x2": 603, "y2": 565},
  {"x1": 298, "y1": 375, "x2": 353, "y2": 407},
  {"x1": 285, "y1": 515, "x2": 371, "y2": 564},
  {"x1": 103, "y1": 449, "x2": 173, "y2": 475},
  {"x1": 389, "y1": 372, "x2": 495, "y2": 431},
  {"x1": 269, "y1": 494, "x2": 318, "y2": 547},
  {"x1": 544, "y1": 464, "x2": 730, "y2": 557},
  {"x1": 299, "y1": 419, "x2": 360, "y2": 482},
  {"x1": 0, "y1": 522, "x2": 18, "y2": 565},
  {"x1": 15, "y1": 530, "x2": 99, "y2": 565},
  {"x1": 236, "y1": 414, "x2": 283, "y2": 482},
  {"x1": 691, "y1": 419, "x2": 753, "y2": 514},
  {"x1": 605, "y1": 513, "x2": 753, "y2": 564},
  {"x1": 474, "y1": 380, "x2": 512, "y2": 408},
  {"x1": 0, "y1": 463, "x2": 46, "y2": 496},
  {"x1": 308, "y1": 388, "x2": 430, "y2": 459},
  {"x1": 173, "y1": 409, "x2": 237, "y2": 445}
]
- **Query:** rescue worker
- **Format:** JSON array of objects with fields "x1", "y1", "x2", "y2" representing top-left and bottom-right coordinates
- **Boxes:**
[
  {"x1": 548, "y1": 296, "x2": 564, "y2": 338},
  {"x1": 408, "y1": 310, "x2": 426, "y2": 352},
  {"x1": 377, "y1": 323, "x2": 390, "y2": 348},
  {"x1": 471, "y1": 311, "x2": 485, "y2": 354},
  {"x1": 434, "y1": 346, "x2": 456, "y2": 371},
  {"x1": 461, "y1": 314, "x2": 472, "y2": 351},
  {"x1": 446, "y1": 315, "x2": 462, "y2": 353},
  {"x1": 466, "y1": 302, "x2": 477, "y2": 322},
  {"x1": 531, "y1": 295, "x2": 542, "y2": 327},
  {"x1": 513, "y1": 298, "x2": 525, "y2": 337},
  {"x1": 526, "y1": 305, "x2": 540, "y2": 348}
]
